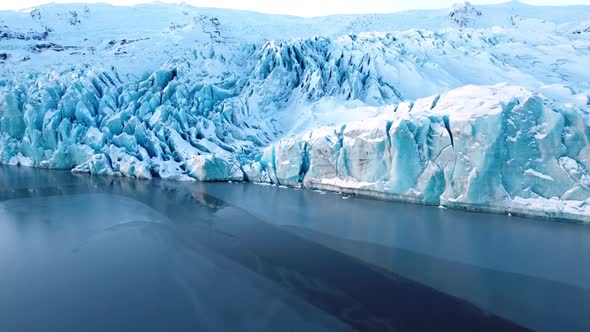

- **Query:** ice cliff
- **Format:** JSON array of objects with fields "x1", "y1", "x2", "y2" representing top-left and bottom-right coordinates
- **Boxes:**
[
  {"x1": 1, "y1": 2, "x2": 590, "y2": 221},
  {"x1": 258, "y1": 85, "x2": 590, "y2": 221}
]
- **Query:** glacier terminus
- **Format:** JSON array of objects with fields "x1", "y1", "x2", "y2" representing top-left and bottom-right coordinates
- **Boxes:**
[{"x1": 1, "y1": 1, "x2": 590, "y2": 221}]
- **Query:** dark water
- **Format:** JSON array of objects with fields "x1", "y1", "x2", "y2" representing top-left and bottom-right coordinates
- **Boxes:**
[{"x1": 0, "y1": 166, "x2": 589, "y2": 332}]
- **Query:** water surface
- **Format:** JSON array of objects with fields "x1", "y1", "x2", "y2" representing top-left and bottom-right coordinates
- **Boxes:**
[{"x1": 1, "y1": 166, "x2": 589, "y2": 331}]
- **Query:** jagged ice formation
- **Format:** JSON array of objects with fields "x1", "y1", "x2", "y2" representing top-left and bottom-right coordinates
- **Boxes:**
[{"x1": 1, "y1": 2, "x2": 590, "y2": 221}]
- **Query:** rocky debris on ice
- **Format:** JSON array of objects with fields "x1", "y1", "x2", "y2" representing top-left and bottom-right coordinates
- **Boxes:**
[{"x1": 449, "y1": 1, "x2": 482, "y2": 27}]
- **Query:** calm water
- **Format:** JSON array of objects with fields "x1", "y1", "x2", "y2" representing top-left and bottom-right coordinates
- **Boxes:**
[{"x1": 1, "y1": 166, "x2": 589, "y2": 332}]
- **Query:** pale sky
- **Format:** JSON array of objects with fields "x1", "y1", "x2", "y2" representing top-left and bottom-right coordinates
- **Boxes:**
[{"x1": 2, "y1": 0, "x2": 589, "y2": 17}]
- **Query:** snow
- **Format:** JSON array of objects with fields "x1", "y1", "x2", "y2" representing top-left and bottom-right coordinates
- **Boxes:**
[
  {"x1": 1, "y1": 1, "x2": 590, "y2": 221},
  {"x1": 524, "y1": 169, "x2": 555, "y2": 181}
]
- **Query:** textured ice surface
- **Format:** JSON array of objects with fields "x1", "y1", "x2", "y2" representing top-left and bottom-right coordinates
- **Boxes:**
[
  {"x1": 1, "y1": 2, "x2": 590, "y2": 221},
  {"x1": 258, "y1": 85, "x2": 590, "y2": 221}
]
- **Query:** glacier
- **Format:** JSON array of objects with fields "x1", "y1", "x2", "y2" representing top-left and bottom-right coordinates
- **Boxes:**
[
  {"x1": 259, "y1": 85, "x2": 590, "y2": 221},
  {"x1": 1, "y1": 1, "x2": 590, "y2": 221}
]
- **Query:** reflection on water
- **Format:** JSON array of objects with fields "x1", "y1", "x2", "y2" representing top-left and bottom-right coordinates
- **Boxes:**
[
  {"x1": 192, "y1": 191, "x2": 230, "y2": 212},
  {"x1": 0, "y1": 166, "x2": 588, "y2": 331}
]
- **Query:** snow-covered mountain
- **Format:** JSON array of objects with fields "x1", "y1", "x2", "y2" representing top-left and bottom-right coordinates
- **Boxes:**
[{"x1": 2, "y1": 1, "x2": 590, "y2": 221}]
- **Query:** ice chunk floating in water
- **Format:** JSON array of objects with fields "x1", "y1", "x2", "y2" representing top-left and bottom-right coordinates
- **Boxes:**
[{"x1": 1, "y1": 2, "x2": 590, "y2": 221}]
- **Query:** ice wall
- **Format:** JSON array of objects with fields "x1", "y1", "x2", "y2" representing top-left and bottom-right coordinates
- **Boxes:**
[
  {"x1": 255, "y1": 85, "x2": 590, "y2": 221},
  {"x1": 2, "y1": 25, "x2": 590, "y2": 221}
]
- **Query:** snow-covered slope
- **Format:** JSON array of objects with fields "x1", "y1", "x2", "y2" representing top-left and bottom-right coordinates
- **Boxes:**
[
  {"x1": 1, "y1": 1, "x2": 590, "y2": 79},
  {"x1": 2, "y1": 1, "x2": 590, "y2": 221}
]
